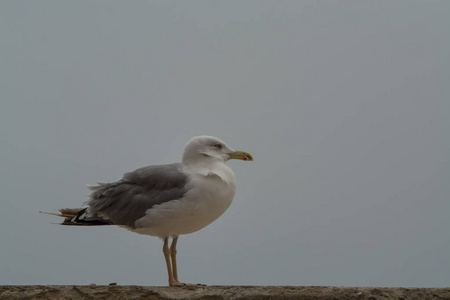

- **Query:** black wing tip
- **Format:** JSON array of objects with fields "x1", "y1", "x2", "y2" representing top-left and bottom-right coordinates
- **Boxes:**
[{"x1": 40, "y1": 207, "x2": 113, "y2": 226}]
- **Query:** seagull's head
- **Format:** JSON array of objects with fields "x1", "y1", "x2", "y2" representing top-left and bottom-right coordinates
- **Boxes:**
[{"x1": 182, "y1": 136, "x2": 253, "y2": 165}]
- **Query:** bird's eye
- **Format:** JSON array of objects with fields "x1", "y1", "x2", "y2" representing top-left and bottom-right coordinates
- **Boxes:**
[{"x1": 214, "y1": 143, "x2": 222, "y2": 149}]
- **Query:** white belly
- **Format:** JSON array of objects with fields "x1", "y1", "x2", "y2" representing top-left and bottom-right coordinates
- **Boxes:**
[{"x1": 133, "y1": 172, "x2": 236, "y2": 238}]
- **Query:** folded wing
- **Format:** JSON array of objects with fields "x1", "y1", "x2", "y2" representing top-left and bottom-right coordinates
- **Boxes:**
[{"x1": 86, "y1": 163, "x2": 189, "y2": 228}]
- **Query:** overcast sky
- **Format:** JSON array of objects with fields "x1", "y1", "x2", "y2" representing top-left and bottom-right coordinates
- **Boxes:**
[{"x1": 1, "y1": 1, "x2": 449, "y2": 287}]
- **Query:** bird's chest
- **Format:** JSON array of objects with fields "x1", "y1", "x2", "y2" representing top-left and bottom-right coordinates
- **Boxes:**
[{"x1": 184, "y1": 174, "x2": 235, "y2": 225}]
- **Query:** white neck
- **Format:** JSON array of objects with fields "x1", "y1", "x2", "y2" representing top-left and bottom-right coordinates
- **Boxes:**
[{"x1": 183, "y1": 157, "x2": 236, "y2": 186}]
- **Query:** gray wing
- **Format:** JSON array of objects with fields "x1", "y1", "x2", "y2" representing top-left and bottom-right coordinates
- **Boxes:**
[{"x1": 87, "y1": 163, "x2": 188, "y2": 228}]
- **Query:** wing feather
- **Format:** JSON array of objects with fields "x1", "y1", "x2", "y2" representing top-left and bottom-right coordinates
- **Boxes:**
[{"x1": 87, "y1": 163, "x2": 188, "y2": 228}]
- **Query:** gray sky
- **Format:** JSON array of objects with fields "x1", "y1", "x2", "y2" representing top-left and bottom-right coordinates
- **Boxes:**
[{"x1": 1, "y1": 1, "x2": 449, "y2": 287}]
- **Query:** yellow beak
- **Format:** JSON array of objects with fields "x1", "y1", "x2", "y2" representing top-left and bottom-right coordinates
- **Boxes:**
[{"x1": 228, "y1": 150, "x2": 253, "y2": 161}]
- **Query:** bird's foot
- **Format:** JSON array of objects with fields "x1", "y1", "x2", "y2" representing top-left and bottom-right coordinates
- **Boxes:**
[{"x1": 169, "y1": 280, "x2": 206, "y2": 287}]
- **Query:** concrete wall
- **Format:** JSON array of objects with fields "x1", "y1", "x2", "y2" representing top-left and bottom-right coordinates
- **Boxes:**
[{"x1": 1, "y1": 285, "x2": 449, "y2": 300}]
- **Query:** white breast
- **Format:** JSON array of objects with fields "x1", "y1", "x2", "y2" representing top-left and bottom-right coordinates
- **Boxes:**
[{"x1": 133, "y1": 164, "x2": 236, "y2": 238}]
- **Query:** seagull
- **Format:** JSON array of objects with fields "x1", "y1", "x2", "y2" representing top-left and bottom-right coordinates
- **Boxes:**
[{"x1": 41, "y1": 136, "x2": 253, "y2": 286}]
